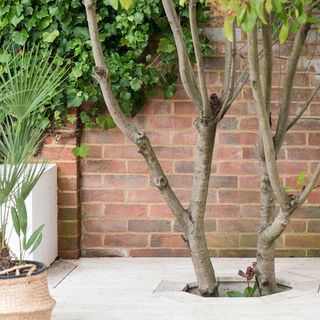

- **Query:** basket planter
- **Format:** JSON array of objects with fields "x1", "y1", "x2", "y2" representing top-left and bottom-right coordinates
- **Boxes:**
[{"x1": 0, "y1": 261, "x2": 55, "y2": 320}]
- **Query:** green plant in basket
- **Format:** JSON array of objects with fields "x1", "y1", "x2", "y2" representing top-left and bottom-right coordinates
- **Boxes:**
[{"x1": 0, "y1": 45, "x2": 67, "y2": 270}]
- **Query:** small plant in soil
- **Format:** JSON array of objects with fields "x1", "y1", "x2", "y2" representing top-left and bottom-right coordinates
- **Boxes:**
[{"x1": 227, "y1": 263, "x2": 260, "y2": 298}]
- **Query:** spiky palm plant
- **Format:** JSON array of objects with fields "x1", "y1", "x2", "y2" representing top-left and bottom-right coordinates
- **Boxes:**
[{"x1": 0, "y1": 46, "x2": 67, "y2": 269}]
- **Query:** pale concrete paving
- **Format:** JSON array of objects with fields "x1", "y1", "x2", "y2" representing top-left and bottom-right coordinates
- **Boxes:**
[{"x1": 49, "y1": 258, "x2": 320, "y2": 320}]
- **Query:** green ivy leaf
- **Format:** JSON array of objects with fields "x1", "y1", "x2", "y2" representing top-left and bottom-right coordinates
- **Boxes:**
[
  {"x1": 43, "y1": 29, "x2": 60, "y2": 43},
  {"x1": 72, "y1": 144, "x2": 88, "y2": 158},
  {"x1": 67, "y1": 114, "x2": 77, "y2": 124},
  {"x1": 279, "y1": 21, "x2": 289, "y2": 44},
  {"x1": 72, "y1": 68, "x2": 83, "y2": 79},
  {"x1": 12, "y1": 30, "x2": 29, "y2": 45},
  {"x1": 103, "y1": 0, "x2": 119, "y2": 10},
  {"x1": 223, "y1": 19, "x2": 233, "y2": 42},
  {"x1": 157, "y1": 38, "x2": 176, "y2": 53},
  {"x1": 130, "y1": 78, "x2": 142, "y2": 91},
  {"x1": 119, "y1": 0, "x2": 134, "y2": 10},
  {"x1": 227, "y1": 290, "x2": 244, "y2": 297}
]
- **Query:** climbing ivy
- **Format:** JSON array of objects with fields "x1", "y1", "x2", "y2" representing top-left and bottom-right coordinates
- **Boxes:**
[{"x1": 0, "y1": 0, "x2": 211, "y2": 128}]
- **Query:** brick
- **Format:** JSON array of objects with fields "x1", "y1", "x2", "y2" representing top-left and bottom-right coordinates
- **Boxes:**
[
  {"x1": 59, "y1": 221, "x2": 79, "y2": 236},
  {"x1": 57, "y1": 162, "x2": 77, "y2": 175},
  {"x1": 83, "y1": 129, "x2": 125, "y2": 144},
  {"x1": 82, "y1": 160, "x2": 125, "y2": 173},
  {"x1": 59, "y1": 207, "x2": 79, "y2": 220},
  {"x1": 59, "y1": 237, "x2": 79, "y2": 251},
  {"x1": 204, "y1": 71, "x2": 222, "y2": 86},
  {"x1": 284, "y1": 220, "x2": 306, "y2": 233},
  {"x1": 205, "y1": 205, "x2": 239, "y2": 218},
  {"x1": 149, "y1": 116, "x2": 174, "y2": 129},
  {"x1": 151, "y1": 234, "x2": 185, "y2": 247},
  {"x1": 87, "y1": 145, "x2": 103, "y2": 158},
  {"x1": 214, "y1": 147, "x2": 241, "y2": 160},
  {"x1": 82, "y1": 248, "x2": 128, "y2": 257},
  {"x1": 58, "y1": 192, "x2": 78, "y2": 206},
  {"x1": 217, "y1": 249, "x2": 256, "y2": 257},
  {"x1": 104, "y1": 234, "x2": 148, "y2": 247},
  {"x1": 58, "y1": 177, "x2": 77, "y2": 191},
  {"x1": 293, "y1": 119, "x2": 320, "y2": 130},
  {"x1": 130, "y1": 115, "x2": 148, "y2": 129},
  {"x1": 240, "y1": 234, "x2": 257, "y2": 247},
  {"x1": 153, "y1": 146, "x2": 193, "y2": 159},
  {"x1": 82, "y1": 190, "x2": 125, "y2": 202},
  {"x1": 294, "y1": 206, "x2": 320, "y2": 219},
  {"x1": 104, "y1": 175, "x2": 148, "y2": 188},
  {"x1": 173, "y1": 220, "x2": 216, "y2": 232},
  {"x1": 203, "y1": 57, "x2": 225, "y2": 70},
  {"x1": 104, "y1": 146, "x2": 141, "y2": 159},
  {"x1": 278, "y1": 161, "x2": 308, "y2": 175},
  {"x1": 82, "y1": 203, "x2": 104, "y2": 218},
  {"x1": 83, "y1": 219, "x2": 127, "y2": 232},
  {"x1": 41, "y1": 146, "x2": 75, "y2": 161},
  {"x1": 172, "y1": 132, "x2": 197, "y2": 145},
  {"x1": 141, "y1": 100, "x2": 171, "y2": 114},
  {"x1": 283, "y1": 133, "x2": 306, "y2": 145},
  {"x1": 275, "y1": 249, "x2": 306, "y2": 257},
  {"x1": 218, "y1": 117, "x2": 237, "y2": 130},
  {"x1": 287, "y1": 148, "x2": 320, "y2": 160},
  {"x1": 82, "y1": 175, "x2": 103, "y2": 188},
  {"x1": 218, "y1": 132, "x2": 258, "y2": 145},
  {"x1": 174, "y1": 102, "x2": 196, "y2": 114},
  {"x1": 174, "y1": 161, "x2": 195, "y2": 173},
  {"x1": 285, "y1": 235, "x2": 320, "y2": 248},
  {"x1": 167, "y1": 175, "x2": 193, "y2": 188},
  {"x1": 308, "y1": 133, "x2": 320, "y2": 145},
  {"x1": 240, "y1": 117, "x2": 258, "y2": 129},
  {"x1": 209, "y1": 176, "x2": 238, "y2": 188},
  {"x1": 219, "y1": 190, "x2": 260, "y2": 203},
  {"x1": 217, "y1": 219, "x2": 259, "y2": 232},
  {"x1": 146, "y1": 131, "x2": 171, "y2": 145},
  {"x1": 128, "y1": 189, "x2": 163, "y2": 203},
  {"x1": 229, "y1": 102, "x2": 257, "y2": 115},
  {"x1": 307, "y1": 220, "x2": 320, "y2": 232},
  {"x1": 130, "y1": 248, "x2": 189, "y2": 257},
  {"x1": 307, "y1": 249, "x2": 320, "y2": 257},
  {"x1": 104, "y1": 204, "x2": 147, "y2": 218},
  {"x1": 242, "y1": 147, "x2": 258, "y2": 160},
  {"x1": 219, "y1": 162, "x2": 260, "y2": 175},
  {"x1": 239, "y1": 205, "x2": 260, "y2": 218},
  {"x1": 81, "y1": 234, "x2": 103, "y2": 247},
  {"x1": 128, "y1": 220, "x2": 171, "y2": 232},
  {"x1": 308, "y1": 191, "x2": 320, "y2": 204},
  {"x1": 206, "y1": 234, "x2": 239, "y2": 247},
  {"x1": 239, "y1": 176, "x2": 260, "y2": 189},
  {"x1": 149, "y1": 205, "x2": 174, "y2": 218}
]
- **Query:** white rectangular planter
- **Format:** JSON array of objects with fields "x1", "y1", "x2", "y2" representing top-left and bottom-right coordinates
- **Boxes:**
[{"x1": 5, "y1": 164, "x2": 58, "y2": 266}]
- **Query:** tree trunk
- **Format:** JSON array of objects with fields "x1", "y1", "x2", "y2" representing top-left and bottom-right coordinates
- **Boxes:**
[
  {"x1": 256, "y1": 239, "x2": 278, "y2": 295},
  {"x1": 255, "y1": 163, "x2": 278, "y2": 295},
  {"x1": 186, "y1": 220, "x2": 218, "y2": 296}
]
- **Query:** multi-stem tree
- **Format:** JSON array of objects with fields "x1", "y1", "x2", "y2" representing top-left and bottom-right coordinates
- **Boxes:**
[
  {"x1": 221, "y1": 0, "x2": 320, "y2": 295},
  {"x1": 83, "y1": 0, "x2": 246, "y2": 296}
]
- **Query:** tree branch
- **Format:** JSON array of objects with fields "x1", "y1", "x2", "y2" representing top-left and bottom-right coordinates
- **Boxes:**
[
  {"x1": 261, "y1": 14, "x2": 273, "y2": 114},
  {"x1": 216, "y1": 25, "x2": 236, "y2": 121},
  {"x1": 247, "y1": 28, "x2": 289, "y2": 210},
  {"x1": 273, "y1": 23, "x2": 311, "y2": 153},
  {"x1": 189, "y1": 0, "x2": 211, "y2": 119},
  {"x1": 162, "y1": 0, "x2": 202, "y2": 111},
  {"x1": 287, "y1": 81, "x2": 320, "y2": 131},
  {"x1": 84, "y1": 0, "x2": 188, "y2": 228}
]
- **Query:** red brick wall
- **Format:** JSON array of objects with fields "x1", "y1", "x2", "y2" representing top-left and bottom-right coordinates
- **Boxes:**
[{"x1": 45, "y1": 29, "x2": 320, "y2": 259}]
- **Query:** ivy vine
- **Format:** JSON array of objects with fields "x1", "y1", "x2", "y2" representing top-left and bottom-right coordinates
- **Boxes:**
[{"x1": 0, "y1": 0, "x2": 212, "y2": 128}]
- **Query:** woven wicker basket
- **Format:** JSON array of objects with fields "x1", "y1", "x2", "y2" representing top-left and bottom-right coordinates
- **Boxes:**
[{"x1": 0, "y1": 267, "x2": 55, "y2": 320}]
